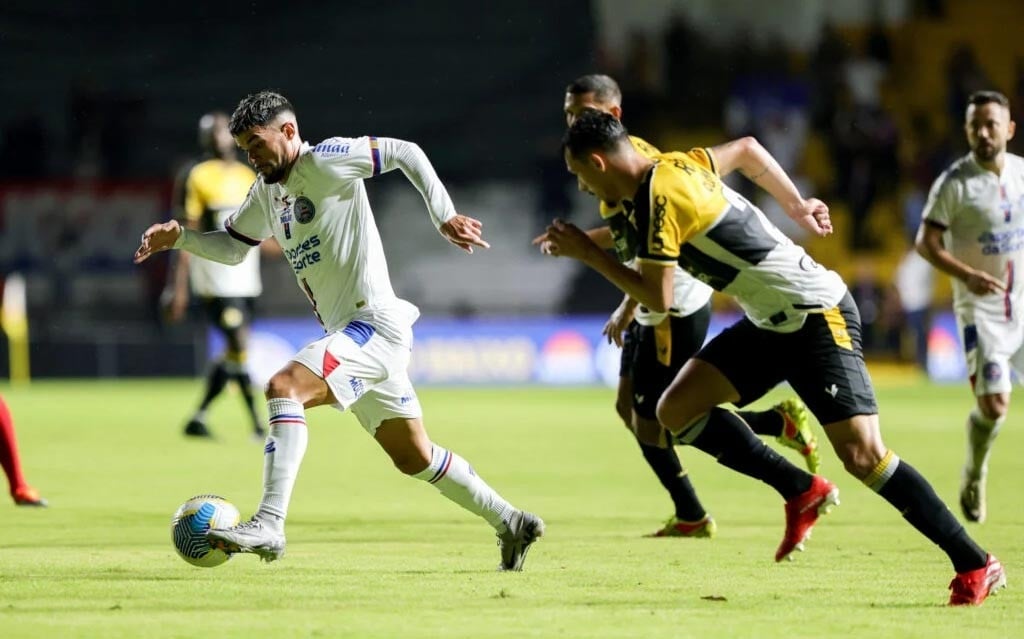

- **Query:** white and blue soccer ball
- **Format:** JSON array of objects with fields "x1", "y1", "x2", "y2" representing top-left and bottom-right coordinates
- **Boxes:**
[{"x1": 171, "y1": 494, "x2": 240, "y2": 567}]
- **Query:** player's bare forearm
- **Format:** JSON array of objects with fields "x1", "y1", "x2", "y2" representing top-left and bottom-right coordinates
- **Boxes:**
[
  {"x1": 713, "y1": 137, "x2": 808, "y2": 216},
  {"x1": 586, "y1": 226, "x2": 615, "y2": 250},
  {"x1": 915, "y1": 222, "x2": 1001, "y2": 293},
  {"x1": 581, "y1": 250, "x2": 668, "y2": 313}
]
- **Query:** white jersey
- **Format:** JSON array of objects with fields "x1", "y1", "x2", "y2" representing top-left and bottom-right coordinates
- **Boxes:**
[
  {"x1": 224, "y1": 136, "x2": 456, "y2": 341},
  {"x1": 631, "y1": 263, "x2": 713, "y2": 326},
  {"x1": 923, "y1": 152, "x2": 1024, "y2": 318}
]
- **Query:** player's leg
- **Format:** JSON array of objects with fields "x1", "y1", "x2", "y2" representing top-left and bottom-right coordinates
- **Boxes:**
[
  {"x1": 796, "y1": 294, "x2": 1001, "y2": 603},
  {"x1": 222, "y1": 298, "x2": 265, "y2": 438},
  {"x1": 0, "y1": 394, "x2": 46, "y2": 506},
  {"x1": 634, "y1": 312, "x2": 713, "y2": 538},
  {"x1": 355, "y1": 357, "x2": 543, "y2": 570},
  {"x1": 184, "y1": 298, "x2": 234, "y2": 437},
  {"x1": 206, "y1": 344, "x2": 334, "y2": 560},
  {"x1": 656, "y1": 319, "x2": 835, "y2": 560},
  {"x1": 957, "y1": 316, "x2": 1016, "y2": 523}
]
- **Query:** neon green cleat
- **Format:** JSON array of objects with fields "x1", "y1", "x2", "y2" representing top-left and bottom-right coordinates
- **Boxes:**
[
  {"x1": 646, "y1": 514, "x2": 717, "y2": 538},
  {"x1": 774, "y1": 398, "x2": 821, "y2": 474}
]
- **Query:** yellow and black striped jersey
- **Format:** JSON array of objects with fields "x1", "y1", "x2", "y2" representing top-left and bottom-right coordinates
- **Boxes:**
[{"x1": 632, "y1": 148, "x2": 847, "y2": 332}]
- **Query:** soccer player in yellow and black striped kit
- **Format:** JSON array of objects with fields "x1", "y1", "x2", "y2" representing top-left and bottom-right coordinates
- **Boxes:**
[
  {"x1": 559, "y1": 75, "x2": 818, "y2": 538},
  {"x1": 538, "y1": 110, "x2": 1003, "y2": 606},
  {"x1": 165, "y1": 112, "x2": 265, "y2": 439}
]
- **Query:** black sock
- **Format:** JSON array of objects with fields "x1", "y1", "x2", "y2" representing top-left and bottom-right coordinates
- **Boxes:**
[
  {"x1": 197, "y1": 361, "x2": 230, "y2": 412},
  {"x1": 638, "y1": 441, "x2": 706, "y2": 521},
  {"x1": 737, "y1": 408, "x2": 784, "y2": 437},
  {"x1": 684, "y1": 408, "x2": 811, "y2": 500},
  {"x1": 874, "y1": 458, "x2": 988, "y2": 573},
  {"x1": 232, "y1": 370, "x2": 263, "y2": 432}
]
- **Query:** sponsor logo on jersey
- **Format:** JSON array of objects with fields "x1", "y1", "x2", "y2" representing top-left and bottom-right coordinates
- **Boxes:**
[
  {"x1": 294, "y1": 196, "x2": 316, "y2": 224},
  {"x1": 977, "y1": 227, "x2": 1024, "y2": 255},
  {"x1": 285, "y1": 234, "x2": 322, "y2": 271},
  {"x1": 349, "y1": 377, "x2": 365, "y2": 399},
  {"x1": 313, "y1": 141, "x2": 352, "y2": 158},
  {"x1": 652, "y1": 194, "x2": 668, "y2": 251}
]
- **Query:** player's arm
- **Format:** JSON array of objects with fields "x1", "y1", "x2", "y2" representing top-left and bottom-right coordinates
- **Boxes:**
[
  {"x1": 602, "y1": 292, "x2": 638, "y2": 347},
  {"x1": 708, "y1": 136, "x2": 831, "y2": 237},
  {"x1": 915, "y1": 220, "x2": 1004, "y2": 295},
  {"x1": 134, "y1": 222, "x2": 255, "y2": 265},
  {"x1": 164, "y1": 167, "x2": 199, "y2": 322},
  {"x1": 375, "y1": 137, "x2": 489, "y2": 253},
  {"x1": 533, "y1": 219, "x2": 673, "y2": 312}
]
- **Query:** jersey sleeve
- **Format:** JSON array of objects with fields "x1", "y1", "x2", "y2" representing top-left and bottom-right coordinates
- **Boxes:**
[
  {"x1": 636, "y1": 166, "x2": 701, "y2": 263},
  {"x1": 685, "y1": 147, "x2": 718, "y2": 175},
  {"x1": 224, "y1": 182, "x2": 272, "y2": 246},
  {"x1": 311, "y1": 136, "x2": 380, "y2": 181},
  {"x1": 921, "y1": 170, "x2": 958, "y2": 229}
]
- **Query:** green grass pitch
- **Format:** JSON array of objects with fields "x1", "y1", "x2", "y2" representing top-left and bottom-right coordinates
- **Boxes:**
[{"x1": 1, "y1": 378, "x2": 1022, "y2": 638}]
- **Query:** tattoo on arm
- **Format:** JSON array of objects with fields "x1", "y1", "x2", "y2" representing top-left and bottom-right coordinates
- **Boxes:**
[{"x1": 744, "y1": 161, "x2": 772, "y2": 181}]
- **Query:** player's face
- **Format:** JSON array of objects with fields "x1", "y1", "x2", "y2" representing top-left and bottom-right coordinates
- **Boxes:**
[
  {"x1": 563, "y1": 92, "x2": 620, "y2": 126},
  {"x1": 564, "y1": 147, "x2": 612, "y2": 201},
  {"x1": 965, "y1": 102, "x2": 1015, "y2": 162},
  {"x1": 235, "y1": 124, "x2": 292, "y2": 184}
]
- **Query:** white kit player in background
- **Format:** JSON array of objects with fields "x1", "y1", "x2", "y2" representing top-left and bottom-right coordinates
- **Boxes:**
[
  {"x1": 916, "y1": 90, "x2": 1024, "y2": 524},
  {"x1": 135, "y1": 91, "x2": 544, "y2": 570}
]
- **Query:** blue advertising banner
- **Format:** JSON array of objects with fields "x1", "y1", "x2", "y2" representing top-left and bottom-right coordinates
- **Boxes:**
[{"x1": 210, "y1": 314, "x2": 742, "y2": 387}]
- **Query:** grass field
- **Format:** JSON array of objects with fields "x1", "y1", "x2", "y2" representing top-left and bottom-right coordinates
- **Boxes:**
[{"x1": 0, "y1": 378, "x2": 1021, "y2": 638}]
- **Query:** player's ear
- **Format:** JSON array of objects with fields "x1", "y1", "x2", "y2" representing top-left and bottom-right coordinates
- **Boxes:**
[
  {"x1": 609, "y1": 105, "x2": 623, "y2": 120},
  {"x1": 589, "y1": 152, "x2": 607, "y2": 172},
  {"x1": 281, "y1": 120, "x2": 297, "y2": 140},
  {"x1": 1008, "y1": 118, "x2": 1016, "y2": 142}
]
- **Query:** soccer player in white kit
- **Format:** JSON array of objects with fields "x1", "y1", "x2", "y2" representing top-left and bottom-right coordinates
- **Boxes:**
[
  {"x1": 916, "y1": 90, "x2": 1024, "y2": 525},
  {"x1": 135, "y1": 91, "x2": 544, "y2": 570}
]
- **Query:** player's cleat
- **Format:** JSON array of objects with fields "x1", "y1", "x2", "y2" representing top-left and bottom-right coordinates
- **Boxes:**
[
  {"x1": 183, "y1": 419, "x2": 213, "y2": 438},
  {"x1": 774, "y1": 398, "x2": 821, "y2": 474},
  {"x1": 948, "y1": 554, "x2": 1006, "y2": 606},
  {"x1": 12, "y1": 486, "x2": 48, "y2": 507},
  {"x1": 775, "y1": 475, "x2": 839, "y2": 562},
  {"x1": 207, "y1": 516, "x2": 286, "y2": 562},
  {"x1": 646, "y1": 514, "x2": 717, "y2": 538},
  {"x1": 497, "y1": 510, "x2": 545, "y2": 571},
  {"x1": 959, "y1": 470, "x2": 986, "y2": 523}
]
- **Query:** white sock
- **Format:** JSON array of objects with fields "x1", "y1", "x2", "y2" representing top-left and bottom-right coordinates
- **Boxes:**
[
  {"x1": 256, "y1": 398, "x2": 309, "y2": 528},
  {"x1": 413, "y1": 445, "x2": 516, "y2": 532},
  {"x1": 965, "y1": 409, "x2": 1002, "y2": 478}
]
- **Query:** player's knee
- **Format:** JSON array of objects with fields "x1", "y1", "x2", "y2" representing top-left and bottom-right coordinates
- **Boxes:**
[
  {"x1": 977, "y1": 396, "x2": 1008, "y2": 422},
  {"x1": 832, "y1": 441, "x2": 881, "y2": 479},
  {"x1": 264, "y1": 371, "x2": 300, "y2": 401},
  {"x1": 655, "y1": 395, "x2": 690, "y2": 433}
]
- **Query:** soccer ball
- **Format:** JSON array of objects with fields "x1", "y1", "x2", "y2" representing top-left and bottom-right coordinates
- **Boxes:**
[{"x1": 170, "y1": 494, "x2": 240, "y2": 567}]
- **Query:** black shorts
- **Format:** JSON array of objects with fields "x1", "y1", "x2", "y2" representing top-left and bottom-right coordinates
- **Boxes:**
[
  {"x1": 695, "y1": 292, "x2": 878, "y2": 425},
  {"x1": 621, "y1": 303, "x2": 712, "y2": 419},
  {"x1": 202, "y1": 297, "x2": 255, "y2": 339}
]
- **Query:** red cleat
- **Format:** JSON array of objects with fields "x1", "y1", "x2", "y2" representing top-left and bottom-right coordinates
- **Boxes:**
[
  {"x1": 949, "y1": 554, "x2": 1006, "y2": 606},
  {"x1": 775, "y1": 475, "x2": 839, "y2": 562},
  {"x1": 12, "y1": 486, "x2": 48, "y2": 507}
]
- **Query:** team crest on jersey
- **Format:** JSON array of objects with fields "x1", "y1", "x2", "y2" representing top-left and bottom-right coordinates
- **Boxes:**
[
  {"x1": 294, "y1": 196, "x2": 316, "y2": 224},
  {"x1": 983, "y1": 361, "x2": 1002, "y2": 382}
]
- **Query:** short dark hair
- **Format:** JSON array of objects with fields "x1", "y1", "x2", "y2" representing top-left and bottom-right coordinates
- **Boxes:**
[
  {"x1": 565, "y1": 74, "x2": 622, "y2": 105},
  {"x1": 229, "y1": 91, "x2": 295, "y2": 136},
  {"x1": 563, "y1": 110, "x2": 629, "y2": 158},
  {"x1": 967, "y1": 90, "x2": 1010, "y2": 110}
]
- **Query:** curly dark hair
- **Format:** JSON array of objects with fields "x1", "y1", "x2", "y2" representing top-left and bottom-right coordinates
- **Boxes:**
[{"x1": 229, "y1": 91, "x2": 296, "y2": 136}]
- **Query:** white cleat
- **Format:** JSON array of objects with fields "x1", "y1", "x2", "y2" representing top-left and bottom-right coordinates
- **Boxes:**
[{"x1": 207, "y1": 516, "x2": 286, "y2": 562}]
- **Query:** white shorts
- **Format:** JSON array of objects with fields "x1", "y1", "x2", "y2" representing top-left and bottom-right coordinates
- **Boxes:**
[
  {"x1": 957, "y1": 310, "x2": 1024, "y2": 396},
  {"x1": 291, "y1": 320, "x2": 422, "y2": 435}
]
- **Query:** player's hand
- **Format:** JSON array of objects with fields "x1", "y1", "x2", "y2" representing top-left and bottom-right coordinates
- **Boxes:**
[
  {"x1": 790, "y1": 198, "x2": 832, "y2": 237},
  {"x1": 440, "y1": 215, "x2": 490, "y2": 254},
  {"x1": 966, "y1": 270, "x2": 1006, "y2": 295},
  {"x1": 532, "y1": 219, "x2": 596, "y2": 261},
  {"x1": 602, "y1": 302, "x2": 635, "y2": 347},
  {"x1": 134, "y1": 220, "x2": 182, "y2": 264}
]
